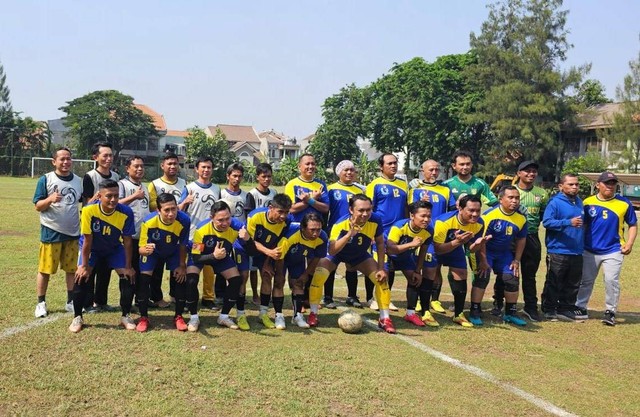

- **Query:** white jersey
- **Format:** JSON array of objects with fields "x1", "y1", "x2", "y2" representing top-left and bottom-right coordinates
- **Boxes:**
[
  {"x1": 40, "y1": 172, "x2": 83, "y2": 237},
  {"x1": 151, "y1": 177, "x2": 186, "y2": 203},
  {"x1": 183, "y1": 181, "x2": 222, "y2": 239},
  {"x1": 118, "y1": 177, "x2": 150, "y2": 239},
  {"x1": 221, "y1": 188, "x2": 249, "y2": 223},
  {"x1": 247, "y1": 187, "x2": 277, "y2": 211},
  {"x1": 84, "y1": 169, "x2": 119, "y2": 199}
]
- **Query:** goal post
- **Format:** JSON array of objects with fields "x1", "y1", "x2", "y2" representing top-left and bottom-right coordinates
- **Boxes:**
[{"x1": 31, "y1": 157, "x2": 97, "y2": 179}]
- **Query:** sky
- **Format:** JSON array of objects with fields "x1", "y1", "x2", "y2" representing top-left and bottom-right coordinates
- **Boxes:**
[{"x1": 1, "y1": 1, "x2": 639, "y2": 140}]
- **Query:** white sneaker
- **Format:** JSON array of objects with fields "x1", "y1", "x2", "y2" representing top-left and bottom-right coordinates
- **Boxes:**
[
  {"x1": 275, "y1": 315, "x2": 286, "y2": 330},
  {"x1": 65, "y1": 301, "x2": 74, "y2": 313},
  {"x1": 292, "y1": 313, "x2": 310, "y2": 329},
  {"x1": 69, "y1": 316, "x2": 83, "y2": 333},
  {"x1": 120, "y1": 315, "x2": 136, "y2": 331},
  {"x1": 187, "y1": 317, "x2": 200, "y2": 332},
  {"x1": 217, "y1": 316, "x2": 239, "y2": 330},
  {"x1": 35, "y1": 301, "x2": 48, "y2": 318},
  {"x1": 389, "y1": 302, "x2": 399, "y2": 312},
  {"x1": 368, "y1": 299, "x2": 379, "y2": 311}
]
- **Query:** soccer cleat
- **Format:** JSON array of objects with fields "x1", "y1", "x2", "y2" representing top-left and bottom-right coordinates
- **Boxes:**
[
  {"x1": 575, "y1": 308, "x2": 589, "y2": 320},
  {"x1": 259, "y1": 314, "x2": 276, "y2": 329},
  {"x1": 69, "y1": 316, "x2": 84, "y2": 333},
  {"x1": 345, "y1": 297, "x2": 363, "y2": 308},
  {"x1": 452, "y1": 313, "x2": 474, "y2": 328},
  {"x1": 522, "y1": 307, "x2": 541, "y2": 322},
  {"x1": 292, "y1": 313, "x2": 310, "y2": 329},
  {"x1": 503, "y1": 314, "x2": 527, "y2": 326},
  {"x1": 323, "y1": 299, "x2": 337, "y2": 309},
  {"x1": 275, "y1": 315, "x2": 286, "y2": 330},
  {"x1": 65, "y1": 301, "x2": 74, "y2": 313},
  {"x1": 84, "y1": 305, "x2": 99, "y2": 314},
  {"x1": 490, "y1": 302, "x2": 503, "y2": 317},
  {"x1": 120, "y1": 315, "x2": 136, "y2": 330},
  {"x1": 237, "y1": 315, "x2": 250, "y2": 331},
  {"x1": 389, "y1": 302, "x2": 399, "y2": 312},
  {"x1": 469, "y1": 312, "x2": 483, "y2": 326},
  {"x1": 217, "y1": 316, "x2": 239, "y2": 330},
  {"x1": 544, "y1": 311, "x2": 558, "y2": 322},
  {"x1": 421, "y1": 310, "x2": 440, "y2": 327},
  {"x1": 368, "y1": 299, "x2": 379, "y2": 311},
  {"x1": 430, "y1": 300, "x2": 446, "y2": 314},
  {"x1": 378, "y1": 317, "x2": 397, "y2": 334},
  {"x1": 404, "y1": 313, "x2": 426, "y2": 327},
  {"x1": 35, "y1": 301, "x2": 48, "y2": 318},
  {"x1": 557, "y1": 310, "x2": 584, "y2": 323},
  {"x1": 602, "y1": 310, "x2": 616, "y2": 326},
  {"x1": 187, "y1": 317, "x2": 200, "y2": 332},
  {"x1": 174, "y1": 316, "x2": 188, "y2": 331},
  {"x1": 136, "y1": 317, "x2": 149, "y2": 332},
  {"x1": 307, "y1": 312, "x2": 318, "y2": 327}
]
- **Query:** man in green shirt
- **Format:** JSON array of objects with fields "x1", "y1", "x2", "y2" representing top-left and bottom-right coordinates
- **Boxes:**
[
  {"x1": 492, "y1": 160, "x2": 548, "y2": 322},
  {"x1": 443, "y1": 150, "x2": 498, "y2": 206}
]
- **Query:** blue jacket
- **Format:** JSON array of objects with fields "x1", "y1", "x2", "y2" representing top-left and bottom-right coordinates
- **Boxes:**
[{"x1": 542, "y1": 192, "x2": 584, "y2": 255}]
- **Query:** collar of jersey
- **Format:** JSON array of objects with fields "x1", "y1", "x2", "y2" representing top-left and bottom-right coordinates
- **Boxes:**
[
  {"x1": 297, "y1": 176, "x2": 316, "y2": 183},
  {"x1": 99, "y1": 204, "x2": 117, "y2": 216},
  {"x1": 126, "y1": 177, "x2": 142, "y2": 187},
  {"x1": 160, "y1": 176, "x2": 179, "y2": 185},
  {"x1": 498, "y1": 206, "x2": 517, "y2": 216},
  {"x1": 194, "y1": 181, "x2": 212, "y2": 188},
  {"x1": 225, "y1": 188, "x2": 241, "y2": 196}
]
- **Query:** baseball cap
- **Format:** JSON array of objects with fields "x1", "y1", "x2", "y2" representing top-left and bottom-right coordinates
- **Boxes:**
[
  {"x1": 597, "y1": 171, "x2": 618, "y2": 182},
  {"x1": 517, "y1": 160, "x2": 539, "y2": 171}
]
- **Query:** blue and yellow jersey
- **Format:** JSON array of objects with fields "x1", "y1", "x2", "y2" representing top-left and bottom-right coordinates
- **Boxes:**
[
  {"x1": 247, "y1": 207, "x2": 290, "y2": 250},
  {"x1": 284, "y1": 177, "x2": 329, "y2": 222},
  {"x1": 386, "y1": 218, "x2": 433, "y2": 261},
  {"x1": 330, "y1": 213, "x2": 382, "y2": 259},
  {"x1": 327, "y1": 182, "x2": 365, "y2": 226},
  {"x1": 407, "y1": 182, "x2": 456, "y2": 221},
  {"x1": 139, "y1": 211, "x2": 191, "y2": 258},
  {"x1": 366, "y1": 176, "x2": 408, "y2": 231},
  {"x1": 281, "y1": 223, "x2": 328, "y2": 265},
  {"x1": 583, "y1": 195, "x2": 637, "y2": 255},
  {"x1": 191, "y1": 217, "x2": 244, "y2": 256},
  {"x1": 80, "y1": 203, "x2": 135, "y2": 253},
  {"x1": 433, "y1": 211, "x2": 484, "y2": 245},
  {"x1": 481, "y1": 206, "x2": 527, "y2": 253}
]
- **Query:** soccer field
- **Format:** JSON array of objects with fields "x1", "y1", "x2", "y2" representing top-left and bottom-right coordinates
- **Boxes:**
[{"x1": 1, "y1": 176, "x2": 638, "y2": 417}]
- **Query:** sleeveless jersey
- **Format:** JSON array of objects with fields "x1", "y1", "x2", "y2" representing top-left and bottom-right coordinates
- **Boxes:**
[
  {"x1": 37, "y1": 172, "x2": 83, "y2": 238},
  {"x1": 118, "y1": 177, "x2": 150, "y2": 239},
  {"x1": 221, "y1": 188, "x2": 249, "y2": 223},
  {"x1": 83, "y1": 169, "x2": 119, "y2": 201},
  {"x1": 246, "y1": 187, "x2": 277, "y2": 212},
  {"x1": 180, "y1": 181, "x2": 222, "y2": 239},
  {"x1": 149, "y1": 177, "x2": 186, "y2": 210}
]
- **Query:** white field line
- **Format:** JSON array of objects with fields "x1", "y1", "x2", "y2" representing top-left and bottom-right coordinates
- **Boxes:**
[
  {"x1": 0, "y1": 313, "x2": 64, "y2": 341},
  {"x1": 358, "y1": 313, "x2": 579, "y2": 417}
]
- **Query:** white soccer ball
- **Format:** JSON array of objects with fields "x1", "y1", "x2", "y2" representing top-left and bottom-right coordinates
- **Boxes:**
[{"x1": 338, "y1": 309, "x2": 363, "y2": 334}]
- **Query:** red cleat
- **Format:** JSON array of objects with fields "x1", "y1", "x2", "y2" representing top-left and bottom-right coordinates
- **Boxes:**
[
  {"x1": 136, "y1": 316, "x2": 149, "y2": 332},
  {"x1": 404, "y1": 313, "x2": 426, "y2": 327},
  {"x1": 174, "y1": 315, "x2": 188, "y2": 331},
  {"x1": 378, "y1": 317, "x2": 397, "y2": 334},
  {"x1": 307, "y1": 312, "x2": 318, "y2": 327}
]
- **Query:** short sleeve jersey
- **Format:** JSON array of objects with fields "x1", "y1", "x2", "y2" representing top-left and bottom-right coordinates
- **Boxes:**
[
  {"x1": 433, "y1": 211, "x2": 485, "y2": 245},
  {"x1": 407, "y1": 181, "x2": 456, "y2": 222},
  {"x1": 444, "y1": 175, "x2": 498, "y2": 206},
  {"x1": 179, "y1": 181, "x2": 222, "y2": 239},
  {"x1": 191, "y1": 217, "x2": 244, "y2": 257},
  {"x1": 327, "y1": 182, "x2": 365, "y2": 226},
  {"x1": 284, "y1": 177, "x2": 329, "y2": 222},
  {"x1": 329, "y1": 214, "x2": 383, "y2": 261},
  {"x1": 247, "y1": 207, "x2": 290, "y2": 250},
  {"x1": 80, "y1": 203, "x2": 135, "y2": 253},
  {"x1": 516, "y1": 184, "x2": 549, "y2": 234},
  {"x1": 139, "y1": 211, "x2": 191, "y2": 258},
  {"x1": 386, "y1": 218, "x2": 433, "y2": 262},
  {"x1": 281, "y1": 223, "x2": 328, "y2": 265},
  {"x1": 481, "y1": 206, "x2": 527, "y2": 253},
  {"x1": 583, "y1": 195, "x2": 638, "y2": 255},
  {"x1": 366, "y1": 176, "x2": 408, "y2": 232},
  {"x1": 149, "y1": 177, "x2": 186, "y2": 211}
]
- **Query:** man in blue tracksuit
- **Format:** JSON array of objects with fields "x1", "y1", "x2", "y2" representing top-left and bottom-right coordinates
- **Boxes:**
[{"x1": 541, "y1": 174, "x2": 585, "y2": 322}]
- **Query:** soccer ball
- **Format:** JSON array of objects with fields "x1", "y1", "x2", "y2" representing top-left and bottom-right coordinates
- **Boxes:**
[{"x1": 338, "y1": 309, "x2": 363, "y2": 334}]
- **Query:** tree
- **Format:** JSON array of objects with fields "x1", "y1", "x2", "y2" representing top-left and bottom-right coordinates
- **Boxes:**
[
  {"x1": 576, "y1": 79, "x2": 611, "y2": 107},
  {"x1": 562, "y1": 152, "x2": 609, "y2": 198},
  {"x1": 59, "y1": 90, "x2": 159, "y2": 161},
  {"x1": 467, "y1": 0, "x2": 586, "y2": 177},
  {"x1": 600, "y1": 47, "x2": 640, "y2": 172},
  {"x1": 0, "y1": 61, "x2": 16, "y2": 155},
  {"x1": 184, "y1": 126, "x2": 237, "y2": 182},
  {"x1": 272, "y1": 156, "x2": 300, "y2": 186},
  {"x1": 309, "y1": 84, "x2": 370, "y2": 170}
]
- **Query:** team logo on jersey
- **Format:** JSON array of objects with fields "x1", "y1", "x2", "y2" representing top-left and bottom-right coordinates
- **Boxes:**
[
  {"x1": 493, "y1": 220, "x2": 503, "y2": 232},
  {"x1": 447, "y1": 230, "x2": 457, "y2": 241},
  {"x1": 171, "y1": 190, "x2": 181, "y2": 199},
  {"x1": 589, "y1": 207, "x2": 597, "y2": 218},
  {"x1": 420, "y1": 191, "x2": 427, "y2": 200},
  {"x1": 234, "y1": 201, "x2": 245, "y2": 218},
  {"x1": 60, "y1": 187, "x2": 79, "y2": 205},
  {"x1": 471, "y1": 188, "x2": 478, "y2": 195},
  {"x1": 291, "y1": 244, "x2": 299, "y2": 254},
  {"x1": 296, "y1": 187, "x2": 309, "y2": 199},
  {"x1": 381, "y1": 186, "x2": 389, "y2": 195},
  {"x1": 205, "y1": 237, "x2": 216, "y2": 248},
  {"x1": 140, "y1": 197, "x2": 149, "y2": 209},
  {"x1": 151, "y1": 230, "x2": 161, "y2": 241},
  {"x1": 91, "y1": 219, "x2": 101, "y2": 233},
  {"x1": 333, "y1": 190, "x2": 342, "y2": 200},
  {"x1": 535, "y1": 196, "x2": 541, "y2": 202},
  {"x1": 451, "y1": 188, "x2": 459, "y2": 194},
  {"x1": 256, "y1": 229, "x2": 263, "y2": 239}
]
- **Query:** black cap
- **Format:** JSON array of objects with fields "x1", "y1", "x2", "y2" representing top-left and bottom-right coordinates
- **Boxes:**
[
  {"x1": 517, "y1": 160, "x2": 539, "y2": 171},
  {"x1": 597, "y1": 171, "x2": 618, "y2": 182}
]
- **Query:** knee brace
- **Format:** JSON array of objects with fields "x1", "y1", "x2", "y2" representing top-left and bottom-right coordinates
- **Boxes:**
[
  {"x1": 502, "y1": 273, "x2": 519, "y2": 293},
  {"x1": 472, "y1": 270, "x2": 490, "y2": 290}
]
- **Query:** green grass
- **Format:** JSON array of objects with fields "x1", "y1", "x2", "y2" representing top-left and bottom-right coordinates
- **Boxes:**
[{"x1": 1, "y1": 176, "x2": 639, "y2": 417}]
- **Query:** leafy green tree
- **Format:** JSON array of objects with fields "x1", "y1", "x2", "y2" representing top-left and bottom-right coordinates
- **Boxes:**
[
  {"x1": 0, "y1": 61, "x2": 16, "y2": 154},
  {"x1": 561, "y1": 152, "x2": 609, "y2": 198},
  {"x1": 273, "y1": 156, "x2": 300, "y2": 186},
  {"x1": 354, "y1": 152, "x2": 378, "y2": 185},
  {"x1": 59, "y1": 90, "x2": 159, "y2": 161},
  {"x1": 576, "y1": 79, "x2": 611, "y2": 107},
  {"x1": 467, "y1": 0, "x2": 586, "y2": 177},
  {"x1": 184, "y1": 126, "x2": 237, "y2": 183}
]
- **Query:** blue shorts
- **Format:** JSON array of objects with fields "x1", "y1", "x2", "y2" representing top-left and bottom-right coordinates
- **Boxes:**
[
  {"x1": 80, "y1": 245, "x2": 126, "y2": 270},
  {"x1": 486, "y1": 251, "x2": 514, "y2": 276},
  {"x1": 437, "y1": 247, "x2": 467, "y2": 269},
  {"x1": 233, "y1": 245, "x2": 250, "y2": 272},
  {"x1": 389, "y1": 255, "x2": 418, "y2": 271},
  {"x1": 326, "y1": 252, "x2": 372, "y2": 267},
  {"x1": 423, "y1": 242, "x2": 439, "y2": 268},
  {"x1": 286, "y1": 262, "x2": 307, "y2": 279},
  {"x1": 187, "y1": 251, "x2": 237, "y2": 274},
  {"x1": 140, "y1": 252, "x2": 180, "y2": 273}
]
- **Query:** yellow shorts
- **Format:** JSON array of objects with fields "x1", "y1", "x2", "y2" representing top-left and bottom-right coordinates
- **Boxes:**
[{"x1": 38, "y1": 240, "x2": 79, "y2": 275}]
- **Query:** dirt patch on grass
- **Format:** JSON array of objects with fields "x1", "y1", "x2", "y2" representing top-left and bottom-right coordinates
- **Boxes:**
[{"x1": 0, "y1": 230, "x2": 29, "y2": 237}]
